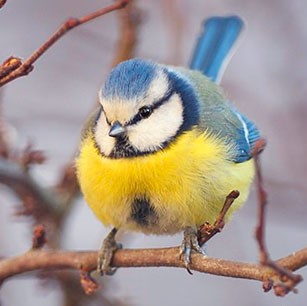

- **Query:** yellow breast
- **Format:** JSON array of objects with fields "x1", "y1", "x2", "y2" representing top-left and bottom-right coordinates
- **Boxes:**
[{"x1": 76, "y1": 129, "x2": 254, "y2": 235}]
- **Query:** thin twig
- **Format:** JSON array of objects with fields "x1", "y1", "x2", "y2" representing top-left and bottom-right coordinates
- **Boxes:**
[
  {"x1": 0, "y1": 157, "x2": 64, "y2": 217},
  {"x1": 32, "y1": 224, "x2": 47, "y2": 249},
  {"x1": 80, "y1": 271, "x2": 99, "y2": 295},
  {"x1": 0, "y1": 0, "x2": 130, "y2": 87},
  {"x1": 56, "y1": 162, "x2": 80, "y2": 210},
  {"x1": 198, "y1": 190, "x2": 240, "y2": 246},
  {"x1": 253, "y1": 139, "x2": 303, "y2": 295},
  {"x1": 0, "y1": 92, "x2": 9, "y2": 158},
  {"x1": 0, "y1": 57, "x2": 23, "y2": 79},
  {"x1": 0, "y1": 0, "x2": 6, "y2": 9},
  {"x1": 112, "y1": 0, "x2": 142, "y2": 67},
  {"x1": 253, "y1": 140, "x2": 268, "y2": 262}
]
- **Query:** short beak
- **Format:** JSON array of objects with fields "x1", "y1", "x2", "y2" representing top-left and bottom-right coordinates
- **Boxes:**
[{"x1": 109, "y1": 121, "x2": 126, "y2": 138}]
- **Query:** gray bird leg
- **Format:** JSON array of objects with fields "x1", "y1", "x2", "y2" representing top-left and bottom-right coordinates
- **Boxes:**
[
  {"x1": 179, "y1": 226, "x2": 206, "y2": 273},
  {"x1": 97, "y1": 227, "x2": 122, "y2": 275}
]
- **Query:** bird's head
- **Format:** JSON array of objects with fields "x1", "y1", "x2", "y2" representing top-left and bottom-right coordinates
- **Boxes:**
[{"x1": 94, "y1": 59, "x2": 200, "y2": 158}]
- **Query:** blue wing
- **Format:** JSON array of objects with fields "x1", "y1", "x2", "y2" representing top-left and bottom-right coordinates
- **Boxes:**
[
  {"x1": 189, "y1": 16, "x2": 244, "y2": 83},
  {"x1": 229, "y1": 107, "x2": 261, "y2": 163}
]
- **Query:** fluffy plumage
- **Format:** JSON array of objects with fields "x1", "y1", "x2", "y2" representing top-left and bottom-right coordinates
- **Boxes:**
[
  {"x1": 76, "y1": 17, "x2": 262, "y2": 270},
  {"x1": 76, "y1": 58, "x2": 260, "y2": 234},
  {"x1": 77, "y1": 127, "x2": 254, "y2": 234}
]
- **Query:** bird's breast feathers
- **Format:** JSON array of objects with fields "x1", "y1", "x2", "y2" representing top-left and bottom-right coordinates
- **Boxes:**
[{"x1": 76, "y1": 128, "x2": 254, "y2": 234}]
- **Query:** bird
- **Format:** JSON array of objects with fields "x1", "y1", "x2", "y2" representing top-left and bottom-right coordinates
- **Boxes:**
[{"x1": 76, "y1": 15, "x2": 263, "y2": 275}]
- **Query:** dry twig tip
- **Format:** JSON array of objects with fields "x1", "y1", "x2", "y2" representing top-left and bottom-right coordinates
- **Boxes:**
[{"x1": 0, "y1": 0, "x2": 131, "y2": 87}]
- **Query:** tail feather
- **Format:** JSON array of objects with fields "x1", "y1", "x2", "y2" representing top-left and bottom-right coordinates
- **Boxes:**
[{"x1": 190, "y1": 16, "x2": 244, "y2": 83}]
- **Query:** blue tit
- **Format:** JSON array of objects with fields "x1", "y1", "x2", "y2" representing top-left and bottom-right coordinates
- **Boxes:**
[{"x1": 76, "y1": 15, "x2": 263, "y2": 274}]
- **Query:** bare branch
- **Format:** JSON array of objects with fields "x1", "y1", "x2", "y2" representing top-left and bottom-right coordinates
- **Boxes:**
[
  {"x1": 32, "y1": 224, "x2": 47, "y2": 249},
  {"x1": 0, "y1": 247, "x2": 306, "y2": 290},
  {"x1": 0, "y1": 0, "x2": 6, "y2": 9},
  {"x1": 0, "y1": 0, "x2": 130, "y2": 87},
  {"x1": 253, "y1": 139, "x2": 303, "y2": 295},
  {"x1": 198, "y1": 190, "x2": 240, "y2": 246},
  {"x1": 80, "y1": 271, "x2": 99, "y2": 295},
  {"x1": 0, "y1": 157, "x2": 64, "y2": 217},
  {"x1": 0, "y1": 57, "x2": 23, "y2": 79},
  {"x1": 56, "y1": 162, "x2": 80, "y2": 211},
  {"x1": 112, "y1": 0, "x2": 142, "y2": 67},
  {"x1": 19, "y1": 144, "x2": 46, "y2": 171}
]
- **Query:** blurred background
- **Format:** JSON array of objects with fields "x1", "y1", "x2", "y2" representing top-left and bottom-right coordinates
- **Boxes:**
[{"x1": 0, "y1": 0, "x2": 306, "y2": 305}]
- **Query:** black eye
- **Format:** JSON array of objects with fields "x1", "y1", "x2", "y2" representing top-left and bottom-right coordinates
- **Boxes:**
[{"x1": 138, "y1": 106, "x2": 153, "y2": 119}]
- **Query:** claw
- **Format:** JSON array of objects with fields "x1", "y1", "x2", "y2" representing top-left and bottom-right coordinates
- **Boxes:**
[
  {"x1": 179, "y1": 227, "x2": 206, "y2": 274},
  {"x1": 97, "y1": 228, "x2": 122, "y2": 275}
]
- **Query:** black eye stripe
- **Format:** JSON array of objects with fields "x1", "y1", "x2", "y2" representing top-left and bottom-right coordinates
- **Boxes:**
[
  {"x1": 97, "y1": 86, "x2": 175, "y2": 127},
  {"x1": 151, "y1": 89, "x2": 174, "y2": 110},
  {"x1": 127, "y1": 88, "x2": 174, "y2": 126}
]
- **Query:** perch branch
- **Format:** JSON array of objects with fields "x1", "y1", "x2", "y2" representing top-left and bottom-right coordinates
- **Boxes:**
[
  {"x1": 0, "y1": 247, "x2": 306, "y2": 288},
  {"x1": 0, "y1": 0, "x2": 130, "y2": 87}
]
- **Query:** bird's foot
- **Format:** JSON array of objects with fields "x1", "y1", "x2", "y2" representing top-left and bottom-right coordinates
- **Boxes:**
[
  {"x1": 97, "y1": 228, "x2": 122, "y2": 275},
  {"x1": 179, "y1": 226, "x2": 206, "y2": 274}
]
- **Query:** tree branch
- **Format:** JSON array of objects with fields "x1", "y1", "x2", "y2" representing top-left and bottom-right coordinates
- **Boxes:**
[
  {"x1": 0, "y1": 247, "x2": 306, "y2": 288},
  {"x1": 111, "y1": 0, "x2": 142, "y2": 67},
  {"x1": 0, "y1": 157, "x2": 64, "y2": 217},
  {"x1": 0, "y1": 0, "x2": 130, "y2": 87},
  {"x1": 0, "y1": 0, "x2": 6, "y2": 9},
  {"x1": 253, "y1": 139, "x2": 303, "y2": 294},
  {"x1": 198, "y1": 190, "x2": 240, "y2": 246},
  {"x1": 0, "y1": 2, "x2": 140, "y2": 303}
]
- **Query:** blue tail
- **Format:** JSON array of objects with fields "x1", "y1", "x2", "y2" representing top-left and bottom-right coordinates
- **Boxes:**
[{"x1": 189, "y1": 16, "x2": 244, "y2": 83}]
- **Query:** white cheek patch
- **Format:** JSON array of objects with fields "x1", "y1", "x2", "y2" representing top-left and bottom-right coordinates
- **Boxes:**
[
  {"x1": 95, "y1": 70, "x2": 181, "y2": 156},
  {"x1": 128, "y1": 93, "x2": 184, "y2": 152},
  {"x1": 94, "y1": 112, "x2": 115, "y2": 156}
]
